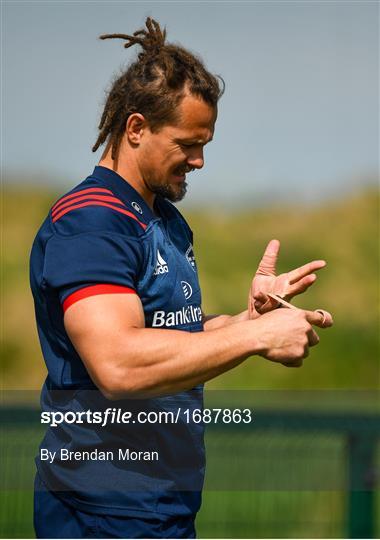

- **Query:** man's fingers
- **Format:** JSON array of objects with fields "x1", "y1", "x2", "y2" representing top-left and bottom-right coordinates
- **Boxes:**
[
  {"x1": 253, "y1": 291, "x2": 281, "y2": 313},
  {"x1": 308, "y1": 328, "x2": 320, "y2": 347},
  {"x1": 281, "y1": 359, "x2": 303, "y2": 368},
  {"x1": 254, "y1": 291, "x2": 268, "y2": 303},
  {"x1": 256, "y1": 239, "x2": 280, "y2": 276},
  {"x1": 304, "y1": 309, "x2": 333, "y2": 328},
  {"x1": 315, "y1": 309, "x2": 333, "y2": 328},
  {"x1": 286, "y1": 274, "x2": 317, "y2": 298},
  {"x1": 288, "y1": 260, "x2": 326, "y2": 285}
]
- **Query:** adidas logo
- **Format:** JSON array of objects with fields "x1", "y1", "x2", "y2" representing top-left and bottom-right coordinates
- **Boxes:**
[{"x1": 154, "y1": 250, "x2": 169, "y2": 275}]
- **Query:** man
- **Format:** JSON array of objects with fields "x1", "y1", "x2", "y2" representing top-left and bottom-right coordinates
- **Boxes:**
[{"x1": 30, "y1": 18, "x2": 332, "y2": 539}]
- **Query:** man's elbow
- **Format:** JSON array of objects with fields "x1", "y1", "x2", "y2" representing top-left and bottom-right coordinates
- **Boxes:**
[
  {"x1": 99, "y1": 386, "x2": 128, "y2": 401},
  {"x1": 95, "y1": 367, "x2": 156, "y2": 400}
]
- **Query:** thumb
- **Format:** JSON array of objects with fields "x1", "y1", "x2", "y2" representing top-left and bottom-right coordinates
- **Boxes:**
[
  {"x1": 254, "y1": 291, "x2": 280, "y2": 313},
  {"x1": 256, "y1": 239, "x2": 280, "y2": 276},
  {"x1": 253, "y1": 291, "x2": 268, "y2": 303},
  {"x1": 304, "y1": 309, "x2": 333, "y2": 328}
]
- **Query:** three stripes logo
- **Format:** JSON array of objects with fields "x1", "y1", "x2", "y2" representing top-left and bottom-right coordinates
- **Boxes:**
[{"x1": 154, "y1": 250, "x2": 169, "y2": 275}]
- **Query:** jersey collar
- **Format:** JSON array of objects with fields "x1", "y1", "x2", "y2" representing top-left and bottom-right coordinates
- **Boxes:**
[{"x1": 91, "y1": 165, "x2": 157, "y2": 225}]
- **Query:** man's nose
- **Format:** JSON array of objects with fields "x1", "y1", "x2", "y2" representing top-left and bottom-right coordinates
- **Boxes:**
[{"x1": 187, "y1": 148, "x2": 204, "y2": 170}]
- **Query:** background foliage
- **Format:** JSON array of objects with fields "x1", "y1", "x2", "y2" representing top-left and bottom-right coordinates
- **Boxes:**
[
  {"x1": 1, "y1": 184, "x2": 379, "y2": 538},
  {"x1": 2, "y1": 185, "x2": 379, "y2": 391}
]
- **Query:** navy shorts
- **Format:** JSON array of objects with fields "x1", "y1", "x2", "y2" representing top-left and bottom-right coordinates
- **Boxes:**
[{"x1": 34, "y1": 473, "x2": 196, "y2": 539}]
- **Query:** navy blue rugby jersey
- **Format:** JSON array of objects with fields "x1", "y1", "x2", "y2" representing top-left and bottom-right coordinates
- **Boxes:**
[{"x1": 30, "y1": 166, "x2": 205, "y2": 518}]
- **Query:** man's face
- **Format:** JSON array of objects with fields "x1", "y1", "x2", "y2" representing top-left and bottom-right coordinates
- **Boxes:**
[{"x1": 137, "y1": 93, "x2": 217, "y2": 202}]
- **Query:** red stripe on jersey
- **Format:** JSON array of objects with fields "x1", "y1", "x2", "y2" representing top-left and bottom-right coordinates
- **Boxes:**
[
  {"x1": 52, "y1": 194, "x2": 126, "y2": 217},
  {"x1": 62, "y1": 284, "x2": 136, "y2": 313},
  {"x1": 52, "y1": 187, "x2": 114, "y2": 213},
  {"x1": 52, "y1": 201, "x2": 147, "y2": 230}
]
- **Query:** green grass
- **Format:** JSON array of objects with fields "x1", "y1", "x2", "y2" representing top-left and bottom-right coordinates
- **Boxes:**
[
  {"x1": 0, "y1": 491, "x2": 34, "y2": 538},
  {"x1": 197, "y1": 491, "x2": 346, "y2": 538}
]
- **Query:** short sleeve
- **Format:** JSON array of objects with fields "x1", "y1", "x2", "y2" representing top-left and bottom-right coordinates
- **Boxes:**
[{"x1": 43, "y1": 232, "x2": 143, "y2": 311}]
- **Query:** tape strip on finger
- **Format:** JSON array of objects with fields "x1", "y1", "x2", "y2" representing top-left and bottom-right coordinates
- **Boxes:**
[{"x1": 315, "y1": 309, "x2": 328, "y2": 327}]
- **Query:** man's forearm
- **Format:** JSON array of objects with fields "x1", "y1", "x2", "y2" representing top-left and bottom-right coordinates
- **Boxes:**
[
  {"x1": 78, "y1": 320, "x2": 261, "y2": 400},
  {"x1": 203, "y1": 310, "x2": 250, "y2": 330}
]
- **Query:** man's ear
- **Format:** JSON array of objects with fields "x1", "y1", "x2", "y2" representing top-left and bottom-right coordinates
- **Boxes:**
[{"x1": 126, "y1": 113, "x2": 148, "y2": 145}]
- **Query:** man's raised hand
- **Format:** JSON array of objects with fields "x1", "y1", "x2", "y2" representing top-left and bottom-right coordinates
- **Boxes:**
[{"x1": 248, "y1": 239, "x2": 327, "y2": 318}]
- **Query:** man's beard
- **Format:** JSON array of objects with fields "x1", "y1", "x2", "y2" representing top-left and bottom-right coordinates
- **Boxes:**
[{"x1": 148, "y1": 179, "x2": 188, "y2": 203}]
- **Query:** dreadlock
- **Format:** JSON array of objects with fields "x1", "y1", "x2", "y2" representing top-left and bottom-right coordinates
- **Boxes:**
[{"x1": 92, "y1": 17, "x2": 224, "y2": 161}]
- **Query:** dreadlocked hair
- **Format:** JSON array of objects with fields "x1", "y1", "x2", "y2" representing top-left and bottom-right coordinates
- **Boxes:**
[{"x1": 92, "y1": 17, "x2": 224, "y2": 161}]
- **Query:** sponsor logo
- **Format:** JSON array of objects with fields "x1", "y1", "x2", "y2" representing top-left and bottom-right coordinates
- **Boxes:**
[
  {"x1": 152, "y1": 306, "x2": 202, "y2": 327},
  {"x1": 154, "y1": 250, "x2": 169, "y2": 275},
  {"x1": 131, "y1": 201, "x2": 143, "y2": 214},
  {"x1": 186, "y1": 244, "x2": 197, "y2": 272},
  {"x1": 181, "y1": 281, "x2": 193, "y2": 300}
]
